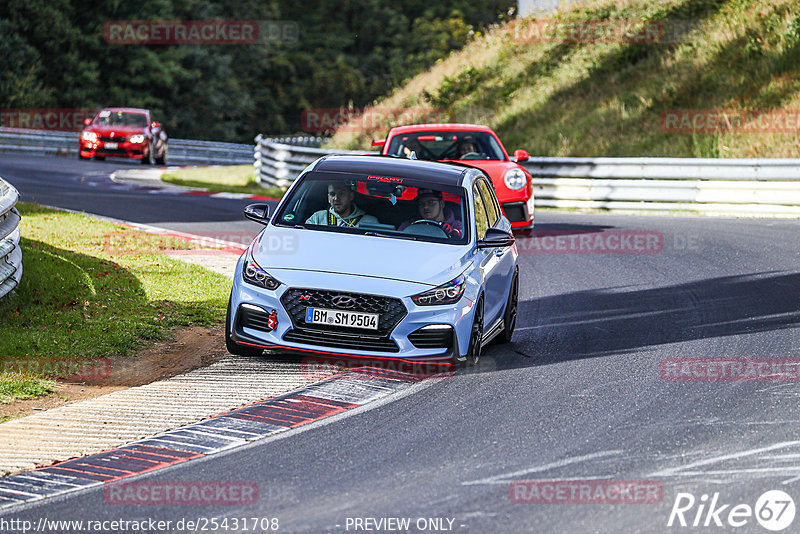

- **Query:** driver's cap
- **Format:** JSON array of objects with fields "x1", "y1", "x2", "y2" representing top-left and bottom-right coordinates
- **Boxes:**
[{"x1": 416, "y1": 188, "x2": 443, "y2": 200}]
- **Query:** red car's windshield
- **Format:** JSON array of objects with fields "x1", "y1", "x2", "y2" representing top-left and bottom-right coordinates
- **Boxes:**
[
  {"x1": 386, "y1": 130, "x2": 506, "y2": 161},
  {"x1": 92, "y1": 111, "x2": 148, "y2": 127}
]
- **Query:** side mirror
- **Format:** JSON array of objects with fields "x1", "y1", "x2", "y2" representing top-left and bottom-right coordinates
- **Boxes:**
[
  {"x1": 244, "y1": 203, "x2": 270, "y2": 225},
  {"x1": 151, "y1": 121, "x2": 161, "y2": 129},
  {"x1": 513, "y1": 149, "x2": 530, "y2": 163},
  {"x1": 477, "y1": 228, "x2": 515, "y2": 249},
  {"x1": 371, "y1": 138, "x2": 386, "y2": 149},
  {"x1": 83, "y1": 118, "x2": 92, "y2": 126}
]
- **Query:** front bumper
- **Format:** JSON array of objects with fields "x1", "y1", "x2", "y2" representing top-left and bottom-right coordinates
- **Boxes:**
[
  {"x1": 79, "y1": 140, "x2": 147, "y2": 159},
  {"x1": 228, "y1": 259, "x2": 478, "y2": 364}
]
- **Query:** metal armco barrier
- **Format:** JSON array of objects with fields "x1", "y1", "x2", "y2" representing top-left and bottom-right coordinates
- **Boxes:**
[
  {"x1": 254, "y1": 135, "x2": 372, "y2": 188},
  {"x1": 253, "y1": 141, "x2": 800, "y2": 216},
  {"x1": 524, "y1": 157, "x2": 800, "y2": 217},
  {"x1": 0, "y1": 127, "x2": 322, "y2": 166},
  {"x1": 0, "y1": 177, "x2": 22, "y2": 299}
]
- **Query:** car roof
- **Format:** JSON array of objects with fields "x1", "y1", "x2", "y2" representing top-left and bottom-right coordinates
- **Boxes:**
[
  {"x1": 314, "y1": 155, "x2": 473, "y2": 186},
  {"x1": 100, "y1": 108, "x2": 149, "y2": 114},
  {"x1": 387, "y1": 123, "x2": 496, "y2": 135}
]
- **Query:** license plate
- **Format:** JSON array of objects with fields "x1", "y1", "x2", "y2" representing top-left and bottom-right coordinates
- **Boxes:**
[
  {"x1": 104, "y1": 142, "x2": 118, "y2": 149},
  {"x1": 305, "y1": 307, "x2": 379, "y2": 330}
]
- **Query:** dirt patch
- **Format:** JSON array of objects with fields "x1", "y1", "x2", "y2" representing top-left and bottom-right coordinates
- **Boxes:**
[{"x1": 1, "y1": 324, "x2": 228, "y2": 422}]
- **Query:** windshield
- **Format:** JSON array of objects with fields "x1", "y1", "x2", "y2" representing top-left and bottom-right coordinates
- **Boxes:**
[
  {"x1": 273, "y1": 170, "x2": 469, "y2": 244},
  {"x1": 386, "y1": 130, "x2": 506, "y2": 161},
  {"x1": 92, "y1": 110, "x2": 148, "y2": 127}
]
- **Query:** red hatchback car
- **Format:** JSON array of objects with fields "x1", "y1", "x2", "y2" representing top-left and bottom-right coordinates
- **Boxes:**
[
  {"x1": 373, "y1": 123, "x2": 534, "y2": 229},
  {"x1": 79, "y1": 108, "x2": 168, "y2": 164}
]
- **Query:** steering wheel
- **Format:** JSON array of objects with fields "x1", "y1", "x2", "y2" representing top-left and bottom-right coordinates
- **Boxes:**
[
  {"x1": 459, "y1": 152, "x2": 482, "y2": 160},
  {"x1": 404, "y1": 219, "x2": 448, "y2": 238},
  {"x1": 411, "y1": 219, "x2": 442, "y2": 227}
]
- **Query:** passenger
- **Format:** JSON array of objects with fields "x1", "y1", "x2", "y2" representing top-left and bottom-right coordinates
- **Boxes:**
[
  {"x1": 398, "y1": 189, "x2": 463, "y2": 238},
  {"x1": 306, "y1": 181, "x2": 379, "y2": 227}
]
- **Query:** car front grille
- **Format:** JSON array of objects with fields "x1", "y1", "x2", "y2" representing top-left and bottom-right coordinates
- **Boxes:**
[
  {"x1": 99, "y1": 136, "x2": 127, "y2": 142},
  {"x1": 280, "y1": 288, "x2": 407, "y2": 352},
  {"x1": 408, "y1": 325, "x2": 454, "y2": 349}
]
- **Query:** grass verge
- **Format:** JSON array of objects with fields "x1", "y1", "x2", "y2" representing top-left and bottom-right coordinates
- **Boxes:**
[
  {"x1": 162, "y1": 165, "x2": 286, "y2": 198},
  {"x1": 0, "y1": 203, "x2": 232, "y2": 402},
  {"x1": 0, "y1": 372, "x2": 55, "y2": 404}
]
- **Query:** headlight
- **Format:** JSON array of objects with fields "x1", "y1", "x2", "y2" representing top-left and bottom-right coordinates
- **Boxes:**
[
  {"x1": 243, "y1": 259, "x2": 281, "y2": 290},
  {"x1": 504, "y1": 168, "x2": 527, "y2": 190},
  {"x1": 129, "y1": 134, "x2": 145, "y2": 143},
  {"x1": 82, "y1": 131, "x2": 97, "y2": 142},
  {"x1": 411, "y1": 274, "x2": 466, "y2": 306}
]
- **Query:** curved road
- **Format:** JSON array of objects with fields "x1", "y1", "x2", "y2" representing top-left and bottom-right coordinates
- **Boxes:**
[{"x1": 2, "y1": 155, "x2": 799, "y2": 533}]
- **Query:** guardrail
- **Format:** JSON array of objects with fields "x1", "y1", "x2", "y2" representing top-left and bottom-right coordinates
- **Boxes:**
[
  {"x1": 0, "y1": 127, "x2": 323, "y2": 166},
  {"x1": 252, "y1": 140, "x2": 800, "y2": 217},
  {"x1": 0, "y1": 177, "x2": 22, "y2": 299},
  {"x1": 254, "y1": 135, "x2": 373, "y2": 187},
  {"x1": 524, "y1": 157, "x2": 800, "y2": 217}
]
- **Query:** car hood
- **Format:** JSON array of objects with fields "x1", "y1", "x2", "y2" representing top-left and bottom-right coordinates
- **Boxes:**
[
  {"x1": 251, "y1": 225, "x2": 473, "y2": 288},
  {"x1": 83, "y1": 125, "x2": 147, "y2": 135}
]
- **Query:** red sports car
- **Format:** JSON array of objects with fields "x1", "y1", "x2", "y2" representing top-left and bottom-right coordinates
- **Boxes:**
[
  {"x1": 373, "y1": 123, "x2": 534, "y2": 229},
  {"x1": 79, "y1": 108, "x2": 168, "y2": 164}
]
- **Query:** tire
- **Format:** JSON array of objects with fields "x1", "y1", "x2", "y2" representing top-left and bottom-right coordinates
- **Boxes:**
[
  {"x1": 462, "y1": 297, "x2": 484, "y2": 367},
  {"x1": 95, "y1": 156, "x2": 105, "y2": 161},
  {"x1": 497, "y1": 268, "x2": 519, "y2": 344},
  {"x1": 225, "y1": 299, "x2": 263, "y2": 357},
  {"x1": 155, "y1": 143, "x2": 167, "y2": 165}
]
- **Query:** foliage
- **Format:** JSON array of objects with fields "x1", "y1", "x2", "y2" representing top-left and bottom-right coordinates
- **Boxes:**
[{"x1": 0, "y1": 0, "x2": 513, "y2": 141}]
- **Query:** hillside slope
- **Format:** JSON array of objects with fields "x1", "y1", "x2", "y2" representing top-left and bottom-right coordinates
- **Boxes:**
[{"x1": 329, "y1": 0, "x2": 800, "y2": 158}]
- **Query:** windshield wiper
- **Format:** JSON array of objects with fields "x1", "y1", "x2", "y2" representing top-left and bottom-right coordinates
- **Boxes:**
[{"x1": 364, "y1": 231, "x2": 417, "y2": 241}]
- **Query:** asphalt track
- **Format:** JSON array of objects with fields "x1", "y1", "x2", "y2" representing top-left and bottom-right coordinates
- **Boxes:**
[{"x1": 2, "y1": 154, "x2": 800, "y2": 533}]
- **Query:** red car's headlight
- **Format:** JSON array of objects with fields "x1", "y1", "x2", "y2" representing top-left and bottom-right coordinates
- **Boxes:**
[
  {"x1": 504, "y1": 168, "x2": 527, "y2": 190},
  {"x1": 81, "y1": 131, "x2": 97, "y2": 142}
]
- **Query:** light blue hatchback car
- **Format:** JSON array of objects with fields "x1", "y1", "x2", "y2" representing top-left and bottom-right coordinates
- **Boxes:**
[{"x1": 226, "y1": 155, "x2": 519, "y2": 367}]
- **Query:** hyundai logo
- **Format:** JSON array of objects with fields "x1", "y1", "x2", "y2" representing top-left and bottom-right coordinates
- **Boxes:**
[{"x1": 331, "y1": 295, "x2": 355, "y2": 308}]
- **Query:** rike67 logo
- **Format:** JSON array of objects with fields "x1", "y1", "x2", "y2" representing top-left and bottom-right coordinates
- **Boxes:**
[{"x1": 668, "y1": 490, "x2": 795, "y2": 531}]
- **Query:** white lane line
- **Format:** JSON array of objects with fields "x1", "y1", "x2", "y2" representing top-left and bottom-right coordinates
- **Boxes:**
[
  {"x1": 649, "y1": 440, "x2": 800, "y2": 478},
  {"x1": 461, "y1": 450, "x2": 623, "y2": 486}
]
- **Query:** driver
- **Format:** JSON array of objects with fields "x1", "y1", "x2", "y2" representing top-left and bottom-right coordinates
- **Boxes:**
[
  {"x1": 457, "y1": 139, "x2": 478, "y2": 159},
  {"x1": 398, "y1": 189, "x2": 463, "y2": 238},
  {"x1": 306, "y1": 181, "x2": 379, "y2": 227},
  {"x1": 402, "y1": 140, "x2": 422, "y2": 159}
]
